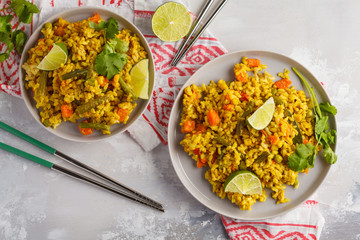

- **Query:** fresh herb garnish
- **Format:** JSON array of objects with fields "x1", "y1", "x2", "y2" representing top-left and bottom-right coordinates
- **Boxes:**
[
  {"x1": 287, "y1": 67, "x2": 338, "y2": 172},
  {"x1": 89, "y1": 17, "x2": 129, "y2": 79},
  {"x1": 0, "y1": 0, "x2": 39, "y2": 62}
]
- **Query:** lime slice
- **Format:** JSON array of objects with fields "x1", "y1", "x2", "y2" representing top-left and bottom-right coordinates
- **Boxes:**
[
  {"x1": 37, "y1": 42, "x2": 68, "y2": 70},
  {"x1": 151, "y1": 2, "x2": 192, "y2": 42},
  {"x1": 224, "y1": 170, "x2": 262, "y2": 195},
  {"x1": 130, "y1": 59, "x2": 149, "y2": 99},
  {"x1": 247, "y1": 97, "x2": 275, "y2": 130}
]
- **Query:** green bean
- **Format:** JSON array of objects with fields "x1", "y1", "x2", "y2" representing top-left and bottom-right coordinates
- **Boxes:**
[
  {"x1": 75, "y1": 95, "x2": 110, "y2": 114},
  {"x1": 43, "y1": 119, "x2": 51, "y2": 127},
  {"x1": 79, "y1": 122, "x2": 110, "y2": 131},
  {"x1": 254, "y1": 151, "x2": 269, "y2": 163},
  {"x1": 236, "y1": 100, "x2": 254, "y2": 135},
  {"x1": 61, "y1": 69, "x2": 88, "y2": 80},
  {"x1": 271, "y1": 88, "x2": 278, "y2": 95},
  {"x1": 119, "y1": 76, "x2": 137, "y2": 100},
  {"x1": 37, "y1": 70, "x2": 48, "y2": 96},
  {"x1": 214, "y1": 134, "x2": 231, "y2": 146},
  {"x1": 273, "y1": 96, "x2": 283, "y2": 105},
  {"x1": 285, "y1": 109, "x2": 303, "y2": 145}
]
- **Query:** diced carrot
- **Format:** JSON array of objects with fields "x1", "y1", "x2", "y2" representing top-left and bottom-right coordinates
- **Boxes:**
[
  {"x1": 54, "y1": 26, "x2": 65, "y2": 36},
  {"x1": 193, "y1": 148, "x2": 200, "y2": 155},
  {"x1": 274, "y1": 78, "x2": 292, "y2": 89},
  {"x1": 268, "y1": 135, "x2": 278, "y2": 145},
  {"x1": 49, "y1": 45, "x2": 53, "y2": 51},
  {"x1": 225, "y1": 94, "x2": 231, "y2": 101},
  {"x1": 222, "y1": 104, "x2": 234, "y2": 111},
  {"x1": 247, "y1": 58, "x2": 261, "y2": 67},
  {"x1": 61, "y1": 104, "x2": 73, "y2": 118},
  {"x1": 89, "y1": 13, "x2": 101, "y2": 24},
  {"x1": 304, "y1": 168, "x2": 309, "y2": 174},
  {"x1": 207, "y1": 109, "x2": 220, "y2": 126},
  {"x1": 195, "y1": 123, "x2": 207, "y2": 134},
  {"x1": 260, "y1": 130, "x2": 267, "y2": 137},
  {"x1": 200, "y1": 157, "x2": 207, "y2": 164},
  {"x1": 231, "y1": 164, "x2": 236, "y2": 171},
  {"x1": 197, "y1": 160, "x2": 205, "y2": 168},
  {"x1": 303, "y1": 138, "x2": 309, "y2": 144},
  {"x1": 117, "y1": 108, "x2": 129, "y2": 122},
  {"x1": 182, "y1": 120, "x2": 196, "y2": 133},
  {"x1": 78, "y1": 120, "x2": 93, "y2": 136},
  {"x1": 240, "y1": 92, "x2": 249, "y2": 101},
  {"x1": 235, "y1": 70, "x2": 247, "y2": 83}
]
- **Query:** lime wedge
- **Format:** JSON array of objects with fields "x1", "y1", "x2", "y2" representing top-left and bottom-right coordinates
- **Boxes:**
[
  {"x1": 37, "y1": 42, "x2": 68, "y2": 70},
  {"x1": 151, "y1": 2, "x2": 192, "y2": 42},
  {"x1": 247, "y1": 97, "x2": 275, "y2": 130},
  {"x1": 130, "y1": 59, "x2": 149, "y2": 99},
  {"x1": 224, "y1": 170, "x2": 262, "y2": 195}
]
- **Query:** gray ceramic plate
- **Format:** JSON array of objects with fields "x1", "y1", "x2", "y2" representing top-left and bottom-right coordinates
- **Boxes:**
[
  {"x1": 20, "y1": 7, "x2": 155, "y2": 142},
  {"x1": 168, "y1": 50, "x2": 336, "y2": 220}
]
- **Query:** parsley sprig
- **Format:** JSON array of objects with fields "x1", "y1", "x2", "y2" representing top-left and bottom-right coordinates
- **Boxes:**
[
  {"x1": 0, "y1": 0, "x2": 39, "y2": 62},
  {"x1": 287, "y1": 67, "x2": 338, "y2": 172},
  {"x1": 89, "y1": 17, "x2": 129, "y2": 79}
]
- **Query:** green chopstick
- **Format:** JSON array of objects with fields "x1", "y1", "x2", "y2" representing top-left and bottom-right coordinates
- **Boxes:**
[{"x1": 0, "y1": 121, "x2": 164, "y2": 212}]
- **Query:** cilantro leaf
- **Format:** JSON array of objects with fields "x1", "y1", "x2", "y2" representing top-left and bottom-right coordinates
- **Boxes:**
[
  {"x1": 0, "y1": 53, "x2": 9, "y2": 62},
  {"x1": 94, "y1": 51, "x2": 127, "y2": 79},
  {"x1": 108, "y1": 38, "x2": 129, "y2": 53},
  {"x1": 106, "y1": 17, "x2": 120, "y2": 39},
  {"x1": 314, "y1": 116, "x2": 328, "y2": 139},
  {"x1": 320, "y1": 102, "x2": 337, "y2": 115},
  {"x1": 12, "y1": 29, "x2": 27, "y2": 53},
  {"x1": 89, "y1": 21, "x2": 106, "y2": 30},
  {"x1": 0, "y1": 15, "x2": 13, "y2": 33},
  {"x1": 10, "y1": 0, "x2": 39, "y2": 24},
  {"x1": 323, "y1": 145, "x2": 337, "y2": 164},
  {"x1": 287, "y1": 143, "x2": 315, "y2": 171}
]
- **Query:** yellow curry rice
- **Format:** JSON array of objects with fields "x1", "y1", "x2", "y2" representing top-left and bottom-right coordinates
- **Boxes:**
[
  {"x1": 180, "y1": 57, "x2": 316, "y2": 210},
  {"x1": 22, "y1": 16, "x2": 147, "y2": 134}
]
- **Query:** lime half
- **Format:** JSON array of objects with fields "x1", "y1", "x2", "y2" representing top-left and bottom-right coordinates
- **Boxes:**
[
  {"x1": 224, "y1": 170, "x2": 262, "y2": 195},
  {"x1": 247, "y1": 97, "x2": 275, "y2": 130},
  {"x1": 37, "y1": 42, "x2": 68, "y2": 70},
  {"x1": 151, "y1": 2, "x2": 192, "y2": 42},
  {"x1": 130, "y1": 59, "x2": 149, "y2": 99}
]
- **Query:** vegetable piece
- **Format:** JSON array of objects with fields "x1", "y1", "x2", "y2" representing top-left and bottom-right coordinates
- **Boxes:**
[
  {"x1": 108, "y1": 38, "x2": 129, "y2": 53},
  {"x1": 285, "y1": 109, "x2": 303, "y2": 145},
  {"x1": 12, "y1": 29, "x2": 27, "y2": 53},
  {"x1": 88, "y1": 13, "x2": 101, "y2": 24},
  {"x1": 181, "y1": 120, "x2": 195, "y2": 133},
  {"x1": 79, "y1": 122, "x2": 110, "y2": 131},
  {"x1": 78, "y1": 121, "x2": 93, "y2": 135},
  {"x1": 236, "y1": 100, "x2": 254, "y2": 135},
  {"x1": 268, "y1": 135, "x2": 278, "y2": 145},
  {"x1": 240, "y1": 92, "x2": 249, "y2": 101},
  {"x1": 117, "y1": 108, "x2": 129, "y2": 122},
  {"x1": 235, "y1": 71, "x2": 247, "y2": 83},
  {"x1": 195, "y1": 123, "x2": 207, "y2": 134},
  {"x1": 118, "y1": 76, "x2": 137, "y2": 100},
  {"x1": 273, "y1": 96, "x2": 283, "y2": 105},
  {"x1": 75, "y1": 95, "x2": 110, "y2": 114},
  {"x1": 207, "y1": 109, "x2": 220, "y2": 126},
  {"x1": 94, "y1": 51, "x2": 127, "y2": 80},
  {"x1": 274, "y1": 78, "x2": 292, "y2": 89},
  {"x1": 61, "y1": 104, "x2": 73, "y2": 118},
  {"x1": 37, "y1": 70, "x2": 48, "y2": 96},
  {"x1": 247, "y1": 58, "x2": 261, "y2": 67},
  {"x1": 287, "y1": 143, "x2": 315, "y2": 171},
  {"x1": 54, "y1": 26, "x2": 65, "y2": 36},
  {"x1": 214, "y1": 134, "x2": 231, "y2": 146},
  {"x1": 254, "y1": 151, "x2": 269, "y2": 163},
  {"x1": 222, "y1": 104, "x2": 234, "y2": 111},
  {"x1": 197, "y1": 160, "x2": 205, "y2": 168},
  {"x1": 61, "y1": 69, "x2": 88, "y2": 80},
  {"x1": 10, "y1": 0, "x2": 39, "y2": 24},
  {"x1": 320, "y1": 102, "x2": 337, "y2": 115}
]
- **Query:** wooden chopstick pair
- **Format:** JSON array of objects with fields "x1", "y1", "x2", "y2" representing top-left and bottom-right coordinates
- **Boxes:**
[
  {"x1": 0, "y1": 121, "x2": 164, "y2": 212},
  {"x1": 170, "y1": 0, "x2": 229, "y2": 66}
]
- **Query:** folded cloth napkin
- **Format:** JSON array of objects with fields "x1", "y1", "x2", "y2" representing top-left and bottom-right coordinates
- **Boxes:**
[
  {"x1": 222, "y1": 200, "x2": 325, "y2": 239},
  {"x1": 0, "y1": 0, "x2": 325, "y2": 238}
]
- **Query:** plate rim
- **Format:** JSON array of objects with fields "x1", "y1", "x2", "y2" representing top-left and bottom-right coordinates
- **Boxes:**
[
  {"x1": 19, "y1": 6, "x2": 155, "y2": 142},
  {"x1": 168, "y1": 50, "x2": 336, "y2": 220}
]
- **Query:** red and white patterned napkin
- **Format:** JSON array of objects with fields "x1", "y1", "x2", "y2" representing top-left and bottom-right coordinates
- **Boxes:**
[{"x1": 0, "y1": 0, "x2": 325, "y2": 238}]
